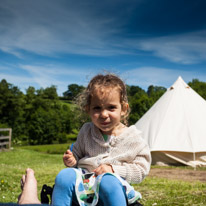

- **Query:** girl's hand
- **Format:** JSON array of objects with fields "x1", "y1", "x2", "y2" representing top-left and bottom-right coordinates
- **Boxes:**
[
  {"x1": 94, "y1": 164, "x2": 114, "y2": 176},
  {"x1": 63, "y1": 150, "x2": 77, "y2": 167}
]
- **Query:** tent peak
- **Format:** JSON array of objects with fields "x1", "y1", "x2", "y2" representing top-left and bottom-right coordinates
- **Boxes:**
[
  {"x1": 169, "y1": 76, "x2": 190, "y2": 90},
  {"x1": 178, "y1": 76, "x2": 183, "y2": 80}
]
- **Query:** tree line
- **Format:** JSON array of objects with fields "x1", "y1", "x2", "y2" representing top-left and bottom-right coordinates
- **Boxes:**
[{"x1": 0, "y1": 78, "x2": 205, "y2": 145}]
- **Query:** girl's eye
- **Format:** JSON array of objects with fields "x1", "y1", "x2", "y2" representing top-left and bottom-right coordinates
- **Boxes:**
[
  {"x1": 93, "y1": 106, "x2": 101, "y2": 110},
  {"x1": 109, "y1": 106, "x2": 116, "y2": 110}
]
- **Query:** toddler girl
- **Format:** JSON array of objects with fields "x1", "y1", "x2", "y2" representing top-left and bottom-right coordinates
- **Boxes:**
[{"x1": 52, "y1": 73, "x2": 151, "y2": 206}]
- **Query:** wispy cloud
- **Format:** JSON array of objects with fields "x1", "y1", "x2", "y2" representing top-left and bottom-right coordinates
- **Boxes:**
[
  {"x1": 0, "y1": 72, "x2": 36, "y2": 93},
  {"x1": 1, "y1": 63, "x2": 206, "y2": 95},
  {"x1": 138, "y1": 31, "x2": 206, "y2": 64},
  {"x1": 0, "y1": 1, "x2": 205, "y2": 65},
  {"x1": 1, "y1": 0, "x2": 206, "y2": 96},
  {"x1": 19, "y1": 64, "x2": 98, "y2": 95},
  {"x1": 123, "y1": 67, "x2": 206, "y2": 90},
  {"x1": 0, "y1": 0, "x2": 127, "y2": 57},
  {"x1": 1, "y1": 63, "x2": 92, "y2": 95}
]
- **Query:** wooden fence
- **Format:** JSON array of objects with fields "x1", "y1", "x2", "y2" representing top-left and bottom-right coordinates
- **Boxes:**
[{"x1": 0, "y1": 128, "x2": 12, "y2": 151}]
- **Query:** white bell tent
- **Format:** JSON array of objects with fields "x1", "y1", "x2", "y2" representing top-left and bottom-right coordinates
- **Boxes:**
[{"x1": 135, "y1": 76, "x2": 206, "y2": 167}]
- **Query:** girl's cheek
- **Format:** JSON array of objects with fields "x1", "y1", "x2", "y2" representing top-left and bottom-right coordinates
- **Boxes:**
[{"x1": 93, "y1": 113, "x2": 99, "y2": 118}]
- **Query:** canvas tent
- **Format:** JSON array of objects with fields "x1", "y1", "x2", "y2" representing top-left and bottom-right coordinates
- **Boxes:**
[{"x1": 135, "y1": 76, "x2": 206, "y2": 167}]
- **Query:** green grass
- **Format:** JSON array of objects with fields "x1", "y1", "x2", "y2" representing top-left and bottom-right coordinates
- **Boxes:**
[
  {"x1": 0, "y1": 148, "x2": 65, "y2": 203},
  {"x1": 18, "y1": 143, "x2": 72, "y2": 154},
  {"x1": 137, "y1": 177, "x2": 206, "y2": 205},
  {"x1": 0, "y1": 147, "x2": 206, "y2": 205}
]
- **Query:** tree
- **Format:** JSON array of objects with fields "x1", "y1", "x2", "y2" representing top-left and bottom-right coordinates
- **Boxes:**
[
  {"x1": 127, "y1": 85, "x2": 146, "y2": 97},
  {"x1": 63, "y1": 84, "x2": 85, "y2": 100},
  {"x1": 0, "y1": 79, "x2": 81, "y2": 145},
  {"x1": 188, "y1": 79, "x2": 206, "y2": 100},
  {"x1": 129, "y1": 92, "x2": 153, "y2": 125},
  {"x1": 41, "y1": 85, "x2": 58, "y2": 100},
  {"x1": 147, "y1": 85, "x2": 166, "y2": 103},
  {"x1": 27, "y1": 107, "x2": 57, "y2": 144},
  {"x1": 0, "y1": 79, "x2": 25, "y2": 139}
]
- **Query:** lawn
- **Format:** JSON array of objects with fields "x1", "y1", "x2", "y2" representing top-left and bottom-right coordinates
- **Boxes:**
[{"x1": 0, "y1": 146, "x2": 206, "y2": 205}]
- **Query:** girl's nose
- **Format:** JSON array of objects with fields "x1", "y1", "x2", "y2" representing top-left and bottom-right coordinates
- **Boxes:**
[{"x1": 100, "y1": 109, "x2": 108, "y2": 118}]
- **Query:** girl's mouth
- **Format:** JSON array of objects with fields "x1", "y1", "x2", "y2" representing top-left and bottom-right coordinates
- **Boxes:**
[{"x1": 101, "y1": 122, "x2": 110, "y2": 125}]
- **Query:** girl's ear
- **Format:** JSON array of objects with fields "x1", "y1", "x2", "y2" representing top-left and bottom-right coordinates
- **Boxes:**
[{"x1": 121, "y1": 103, "x2": 129, "y2": 116}]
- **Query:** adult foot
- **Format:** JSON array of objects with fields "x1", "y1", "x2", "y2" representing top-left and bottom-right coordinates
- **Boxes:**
[{"x1": 18, "y1": 168, "x2": 41, "y2": 204}]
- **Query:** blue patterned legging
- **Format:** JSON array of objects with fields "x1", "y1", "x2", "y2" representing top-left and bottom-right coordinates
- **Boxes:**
[{"x1": 52, "y1": 168, "x2": 127, "y2": 206}]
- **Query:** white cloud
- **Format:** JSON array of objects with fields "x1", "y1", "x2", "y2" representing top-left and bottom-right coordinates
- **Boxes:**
[
  {"x1": 1, "y1": 47, "x2": 23, "y2": 58},
  {"x1": 19, "y1": 64, "x2": 98, "y2": 95},
  {"x1": 0, "y1": 73, "x2": 33, "y2": 84},
  {"x1": 1, "y1": 63, "x2": 206, "y2": 95},
  {"x1": 0, "y1": 63, "x2": 91, "y2": 95},
  {"x1": 0, "y1": 72, "x2": 36, "y2": 93},
  {"x1": 138, "y1": 31, "x2": 206, "y2": 64},
  {"x1": 0, "y1": 1, "x2": 205, "y2": 65},
  {"x1": 123, "y1": 67, "x2": 206, "y2": 90},
  {"x1": 1, "y1": 61, "x2": 114, "y2": 95},
  {"x1": 0, "y1": 0, "x2": 125, "y2": 57}
]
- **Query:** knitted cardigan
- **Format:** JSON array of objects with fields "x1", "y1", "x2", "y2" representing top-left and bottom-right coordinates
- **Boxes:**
[{"x1": 72, "y1": 122, "x2": 151, "y2": 184}]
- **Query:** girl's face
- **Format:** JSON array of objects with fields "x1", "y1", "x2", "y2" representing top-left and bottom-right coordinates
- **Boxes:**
[{"x1": 89, "y1": 88, "x2": 127, "y2": 135}]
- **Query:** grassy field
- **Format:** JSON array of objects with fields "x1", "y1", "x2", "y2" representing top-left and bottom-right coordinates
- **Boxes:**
[
  {"x1": 18, "y1": 143, "x2": 72, "y2": 154},
  {"x1": 0, "y1": 146, "x2": 206, "y2": 205}
]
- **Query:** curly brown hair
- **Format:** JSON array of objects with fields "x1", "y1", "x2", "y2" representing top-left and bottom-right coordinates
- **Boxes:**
[{"x1": 76, "y1": 73, "x2": 130, "y2": 125}]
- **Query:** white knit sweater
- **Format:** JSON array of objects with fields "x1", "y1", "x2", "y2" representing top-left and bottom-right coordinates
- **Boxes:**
[{"x1": 72, "y1": 122, "x2": 151, "y2": 184}]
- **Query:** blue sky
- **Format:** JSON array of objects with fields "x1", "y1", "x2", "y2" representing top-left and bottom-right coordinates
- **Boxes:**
[{"x1": 0, "y1": 0, "x2": 206, "y2": 96}]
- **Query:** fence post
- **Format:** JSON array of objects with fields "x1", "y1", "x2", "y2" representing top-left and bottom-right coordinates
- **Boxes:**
[
  {"x1": 9, "y1": 128, "x2": 12, "y2": 149},
  {"x1": 0, "y1": 128, "x2": 12, "y2": 151}
]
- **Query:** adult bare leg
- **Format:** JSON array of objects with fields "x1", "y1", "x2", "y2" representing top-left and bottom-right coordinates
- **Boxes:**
[{"x1": 18, "y1": 168, "x2": 41, "y2": 204}]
